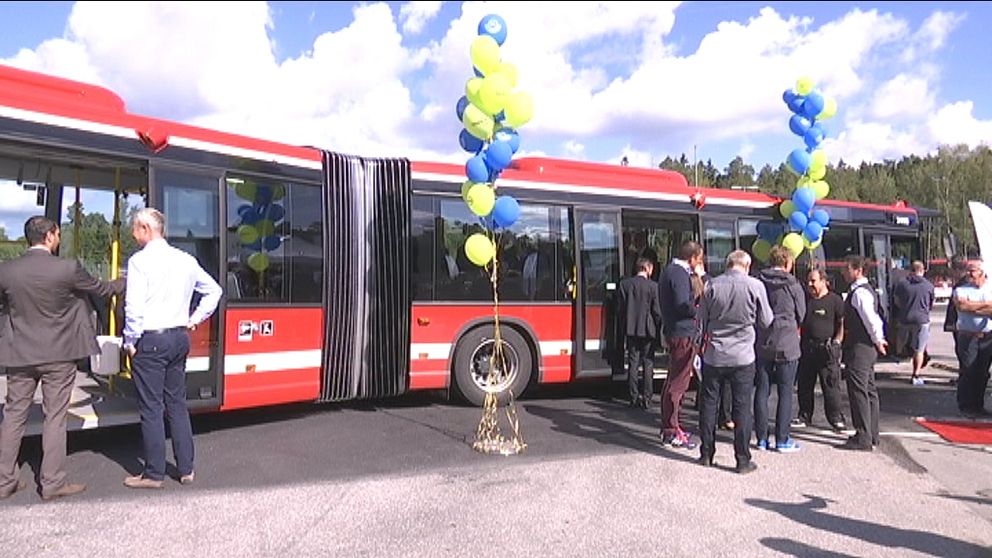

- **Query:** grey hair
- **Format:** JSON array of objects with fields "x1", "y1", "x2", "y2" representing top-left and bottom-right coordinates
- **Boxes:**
[
  {"x1": 134, "y1": 207, "x2": 166, "y2": 235},
  {"x1": 726, "y1": 249, "x2": 751, "y2": 270}
]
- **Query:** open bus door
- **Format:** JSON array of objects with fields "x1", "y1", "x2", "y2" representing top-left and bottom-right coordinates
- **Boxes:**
[
  {"x1": 573, "y1": 208, "x2": 622, "y2": 378},
  {"x1": 147, "y1": 166, "x2": 225, "y2": 410}
]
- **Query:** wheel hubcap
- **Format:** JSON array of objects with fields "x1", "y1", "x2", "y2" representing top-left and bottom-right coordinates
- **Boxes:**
[{"x1": 469, "y1": 338, "x2": 519, "y2": 394}]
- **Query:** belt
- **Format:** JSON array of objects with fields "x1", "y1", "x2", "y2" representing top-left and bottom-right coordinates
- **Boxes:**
[
  {"x1": 957, "y1": 331, "x2": 989, "y2": 339},
  {"x1": 143, "y1": 326, "x2": 187, "y2": 335},
  {"x1": 802, "y1": 338, "x2": 833, "y2": 346}
]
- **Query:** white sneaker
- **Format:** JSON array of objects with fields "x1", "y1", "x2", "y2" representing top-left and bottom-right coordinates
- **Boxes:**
[{"x1": 912, "y1": 377, "x2": 925, "y2": 386}]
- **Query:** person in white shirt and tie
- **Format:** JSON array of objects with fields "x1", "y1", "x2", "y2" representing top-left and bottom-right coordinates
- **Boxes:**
[{"x1": 121, "y1": 208, "x2": 222, "y2": 489}]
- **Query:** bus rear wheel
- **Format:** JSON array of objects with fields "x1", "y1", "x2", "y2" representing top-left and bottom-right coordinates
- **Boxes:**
[{"x1": 452, "y1": 325, "x2": 533, "y2": 407}]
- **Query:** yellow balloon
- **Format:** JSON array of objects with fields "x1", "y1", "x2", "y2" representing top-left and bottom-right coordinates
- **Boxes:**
[
  {"x1": 247, "y1": 252, "x2": 270, "y2": 272},
  {"x1": 808, "y1": 164, "x2": 827, "y2": 181},
  {"x1": 237, "y1": 224, "x2": 259, "y2": 245},
  {"x1": 796, "y1": 77, "x2": 815, "y2": 96},
  {"x1": 751, "y1": 239, "x2": 772, "y2": 262},
  {"x1": 461, "y1": 180, "x2": 474, "y2": 202},
  {"x1": 812, "y1": 180, "x2": 830, "y2": 200},
  {"x1": 782, "y1": 232, "x2": 804, "y2": 258},
  {"x1": 465, "y1": 77, "x2": 483, "y2": 107},
  {"x1": 817, "y1": 97, "x2": 837, "y2": 120},
  {"x1": 256, "y1": 219, "x2": 275, "y2": 237},
  {"x1": 465, "y1": 233, "x2": 495, "y2": 267},
  {"x1": 461, "y1": 103, "x2": 495, "y2": 141},
  {"x1": 271, "y1": 183, "x2": 286, "y2": 201},
  {"x1": 235, "y1": 181, "x2": 257, "y2": 201},
  {"x1": 495, "y1": 62, "x2": 519, "y2": 88},
  {"x1": 779, "y1": 200, "x2": 797, "y2": 219},
  {"x1": 503, "y1": 91, "x2": 534, "y2": 128},
  {"x1": 466, "y1": 184, "x2": 496, "y2": 216},
  {"x1": 809, "y1": 149, "x2": 827, "y2": 170},
  {"x1": 803, "y1": 236, "x2": 823, "y2": 250},
  {"x1": 470, "y1": 36, "x2": 501, "y2": 76},
  {"x1": 477, "y1": 73, "x2": 512, "y2": 116}
]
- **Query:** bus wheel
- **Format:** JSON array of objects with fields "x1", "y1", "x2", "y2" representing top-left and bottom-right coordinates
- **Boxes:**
[{"x1": 453, "y1": 325, "x2": 533, "y2": 407}]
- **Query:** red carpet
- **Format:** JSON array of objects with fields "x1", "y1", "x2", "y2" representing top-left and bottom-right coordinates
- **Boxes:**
[{"x1": 916, "y1": 418, "x2": 992, "y2": 444}]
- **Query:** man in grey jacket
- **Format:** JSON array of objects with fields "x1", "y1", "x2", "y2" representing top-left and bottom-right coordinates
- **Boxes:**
[
  {"x1": 697, "y1": 250, "x2": 773, "y2": 473},
  {"x1": 754, "y1": 246, "x2": 806, "y2": 453}
]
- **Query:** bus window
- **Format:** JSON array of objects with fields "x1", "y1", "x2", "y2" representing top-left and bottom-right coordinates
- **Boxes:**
[
  {"x1": 738, "y1": 218, "x2": 760, "y2": 274},
  {"x1": 819, "y1": 225, "x2": 859, "y2": 293},
  {"x1": 225, "y1": 176, "x2": 323, "y2": 303},
  {"x1": 702, "y1": 219, "x2": 735, "y2": 276},
  {"x1": 410, "y1": 194, "x2": 435, "y2": 301}
]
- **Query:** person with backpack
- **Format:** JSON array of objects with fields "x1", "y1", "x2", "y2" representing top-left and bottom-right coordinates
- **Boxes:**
[{"x1": 839, "y1": 256, "x2": 888, "y2": 452}]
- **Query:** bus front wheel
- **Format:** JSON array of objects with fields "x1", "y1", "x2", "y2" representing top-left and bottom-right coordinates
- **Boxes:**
[{"x1": 452, "y1": 325, "x2": 533, "y2": 407}]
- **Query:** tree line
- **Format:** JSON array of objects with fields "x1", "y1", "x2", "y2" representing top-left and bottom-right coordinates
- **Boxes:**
[{"x1": 658, "y1": 144, "x2": 992, "y2": 257}]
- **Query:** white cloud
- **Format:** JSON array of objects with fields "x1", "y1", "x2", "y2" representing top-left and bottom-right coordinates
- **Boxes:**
[
  {"x1": 827, "y1": 121, "x2": 930, "y2": 163},
  {"x1": 562, "y1": 140, "x2": 585, "y2": 159},
  {"x1": 916, "y1": 11, "x2": 965, "y2": 51},
  {"x1": 869, "y1": 74, "x2": 935, "y2": 120},
  {"x1": 928, "y1": 101, "x2": 992, "y2": 148},
  {"x1": 615, "y1": 147, "x2": 655, "y2": 168},
  {"x1": 399, "y1": 1, "x2": 442, "y2": 35},
  {"x1": 738, "y1": 141, "x2": 756, "y2": 161}
]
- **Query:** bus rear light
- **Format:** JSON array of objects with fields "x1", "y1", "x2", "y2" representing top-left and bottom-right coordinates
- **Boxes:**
[
  {"x1": 418, "y1": 353, "x2": 429, "y2": 359},
  {"x1": 246, "y1": 364, "x2": 256, "y2": 373}
]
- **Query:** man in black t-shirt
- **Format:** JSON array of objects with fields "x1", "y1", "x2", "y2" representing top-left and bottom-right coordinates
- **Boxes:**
[{"x1": 795, "y1": 268, "x2": 847, "y2": 430}]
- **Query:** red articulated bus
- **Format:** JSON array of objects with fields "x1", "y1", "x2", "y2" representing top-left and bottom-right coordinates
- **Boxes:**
[{"x1": 0, "y1": 65, "x2": 929, "y2": 430}]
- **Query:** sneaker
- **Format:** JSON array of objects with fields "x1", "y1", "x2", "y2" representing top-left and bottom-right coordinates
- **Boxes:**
[
  {"x1": 179, "y1": 472, "x2": 195, "y2": 485},
  {"x1": 671, "y1": 431, "x2": 697, "y2": 450},
  {"x1": 775, "y1": 439, "x2": 801, "y2": 453},
  {"x1": 756, "y1": 439, "x2": 769, "y2": 451},
  {"x1": 912, "y1": 377, "x2": 925, "y2": 386},
  {"x1": 790, "y1": 417, "x2": 807, "y2": 428},
  {"x1": 829, "y1": 421, "x2": 847, "y2": 432}
]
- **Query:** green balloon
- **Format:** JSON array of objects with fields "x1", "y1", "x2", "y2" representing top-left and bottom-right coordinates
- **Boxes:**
[
  {"x1": 256, "y1": 219, "x2": 276, "y2": 237},
  {"x1": 779, "y1": 200, "x2": 796, "y2": 219},
  {"x1": 247, "y1": 252, "x2": 270, "y2": 272},
  {"x1": 271, "y1": 183, "x2": 286, "y2": 201},
  {"x1": 466, "y1": 184, "x2": 496, "y2": 217},
  {"x1": 465, "y1": 233, "x2": 495, "y2": 267},
  {"x1": 237, "y1": 224, "x2": 259, "y2": 245},
  {"x1": 751, "y1": 239, "x2": 772, "y2": 262}
]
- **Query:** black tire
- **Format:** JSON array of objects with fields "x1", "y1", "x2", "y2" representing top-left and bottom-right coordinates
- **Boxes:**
[{"x1": 452, "y1": 324, "x2": 533, "y2": 407}]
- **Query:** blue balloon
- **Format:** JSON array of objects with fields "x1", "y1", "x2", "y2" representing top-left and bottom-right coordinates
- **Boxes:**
[
  {"x1": 804, "y1": 221, "x2": 823, "y2": 242},
  {"x1": 811, "y1": 208, "x2": 830, "y2": 227},
  {"x1": 255, "y1": 185, "x2": 273, "y2": 205},
  {"x1": 239, "y1": 204, "x2": 261, "y2": 225},
  {"x1": 485, "y1": 140, "x2": 514, "y2": 171},
  {"x1": 246, "y1": 239, "x2": 262, "y2": 251},
  {"x1": 456, "y1": 95, "x2": 469, "y2": 121},
  {"x1": 267, "y1": 204, "x2": 285, "y2": 222},
  {"x1": 783, "y1": 89, "x2": 797, "y2": 105},
  {"x1": 459, "y1": 129, "x2": 483, "y2": 153},
  {"x1": 789, "y1": 211, "x2": 808, "y2": 232},
  {"x1": 494, "y1": 127, "x2": 520, "y2": 153},
  {"x1": 788, "y1": 95, "x2": 806, "y2": 114},
  {"x1": 466, "y1": 154, "x2": 489, "y2": 183},
  {"x1": 788, "y1": 149, "x2": 812, "y2": 174},
  {"x1": 473, "y1": 66, "x2": 484, "y2": 78},
  {"x1": 756, "y1": 220, "x2": 777, "y2": 241},
  {"x1": 792, "y1": 187, "x2": 816, "y2": 213},
  {"x1": 802, "y1": 91, "x2": 825, "y2": 119},
  {"x1": 804, "y1": 126, "x2": 825, "y2": 150},
  {"x1": 478, "y1": 14, "x2": 508, "y2": 46},
  {"x1": 262, "y1": 235, "x2": 281, "y2": 251},
  {"x1": 789, "y1": 115, "x2": 811, "y2": 137},
  {"x1": 492, "y1": 196, "x2": 521, "y2": 229},
  {"x1": 494, "y1": 110, "x2": 505, "y2": 123}
]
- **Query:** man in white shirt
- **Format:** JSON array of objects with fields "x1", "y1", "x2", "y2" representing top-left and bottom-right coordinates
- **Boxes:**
[
  {"x1": 840, "y1": 256, "x2": 887, "y2": 451},
  {"x1": 122, "y1": 208, "x2": 222, "y2": 489}
]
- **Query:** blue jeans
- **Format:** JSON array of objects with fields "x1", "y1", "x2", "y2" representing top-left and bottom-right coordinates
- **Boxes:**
[
  {"x1": 132, "y1": 329, "x2": 194, "y2": 480},
  {"x1": 754, "y1": 359, "x2": 799, "y2": 445}
]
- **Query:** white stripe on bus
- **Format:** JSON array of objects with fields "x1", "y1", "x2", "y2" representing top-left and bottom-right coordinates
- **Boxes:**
[
  {"x1": 584, "y1": 339, "x2": 601, "y2": 352},
  {"x1": 223, "y1": 349, "x2": 323, "y2": 375},
  {"x1": 0, "y1": 106, "x2": 323, "y2": 170},
  {"x1": 411, "y1": 340, "x2": 573, "y2": 360},
  {"x1": 412, "y1": 171, "x2": 776, "y2": 209}
]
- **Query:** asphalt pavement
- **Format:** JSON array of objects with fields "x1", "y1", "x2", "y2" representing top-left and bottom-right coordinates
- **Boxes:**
[{"x1": 0, "y1": 305, "x2": 990, "y2": 557}]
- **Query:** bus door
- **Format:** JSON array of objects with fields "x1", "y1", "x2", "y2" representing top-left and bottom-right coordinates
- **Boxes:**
[
  {"x1": 865, "y1": 232, "x2": 893, "y2": 321},
  {"x1": 148, "y1": 166, "x2": 224, "y2": 410},
  {"x1": 573, "y1": 208, "x2": 622, "y2": 378}
]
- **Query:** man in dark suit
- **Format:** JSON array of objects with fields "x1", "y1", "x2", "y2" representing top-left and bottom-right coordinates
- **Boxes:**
[
  {"x1": 618, "y1": 257, "x2": 662, "y2": 409},
  {"x1": 0, "y1": 216, "x2": 123, "y2": 500}
]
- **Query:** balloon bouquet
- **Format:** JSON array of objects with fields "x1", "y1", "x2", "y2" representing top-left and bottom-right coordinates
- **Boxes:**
[
  {"x1": 752, "y1": 77, "x2": 837, "y2": 262},
  {"x1": 458, "y1": 14, "x2": 534, "y2": 455},
  {"x1": 234, "y1": 180, "x2": 286, "y2": 294}
]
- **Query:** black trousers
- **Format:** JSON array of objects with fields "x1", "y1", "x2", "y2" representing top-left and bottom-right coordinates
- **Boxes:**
[
  {"x1": 843, "y1": 343, "x2": 879, "y2": 448},
  {"x1": 699, "y1": 363, "x2": 755, "y2": 466},
  {"x1": 625, "y1": 336, "x2": 654, "y2": 402},
  {"x1": 797, "y1": 339, "x2": 846, "y2": 424},
  {"x1": 955, "y1": 332, "x2": 992, "y2": 412}
]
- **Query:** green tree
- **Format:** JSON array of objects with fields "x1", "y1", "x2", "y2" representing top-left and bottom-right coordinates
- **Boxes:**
[{"x1": 0, "y1": 226, "x2": 26, "y2": 262}]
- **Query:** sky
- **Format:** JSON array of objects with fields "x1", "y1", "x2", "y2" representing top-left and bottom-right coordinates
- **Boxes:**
[{"x1": 0, "y1": 1, "x2": 990, "y2": 175}]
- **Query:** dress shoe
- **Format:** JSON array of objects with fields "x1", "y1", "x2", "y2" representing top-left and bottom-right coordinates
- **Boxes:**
[
  {"x1": 0, "y1": 479, "x2": 28, "y2": 500},
  {"x1": 837, "y1": 440, "x2": 872, "y2": 452},
  {"x1": 179, "y1": 472, "x2": 195, "y2": 485},
  {"x1": 696, "y1": 454, "x2": 714, "y2": 467},
  {"x1": 41, "y1": 482, "x2": 86, "y2": 501},
  {"x1": 735, "y1": 461, "x2": 758, "y2": 475},
  {"x1": 124, "y1": 475, "x2": 164, "y2": 489}
]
